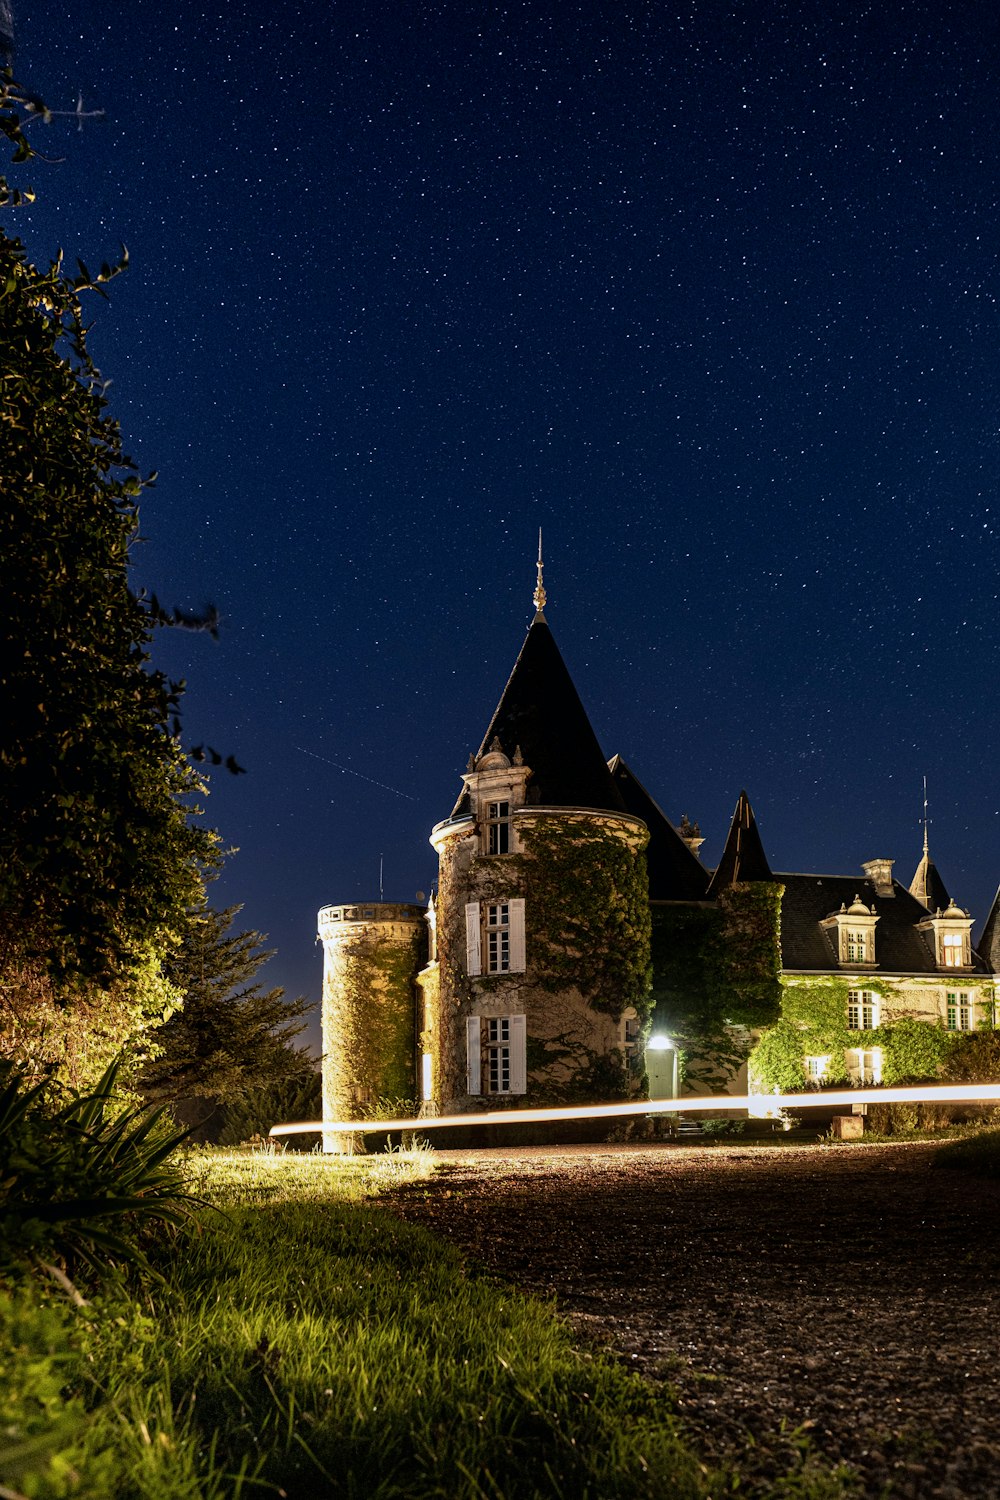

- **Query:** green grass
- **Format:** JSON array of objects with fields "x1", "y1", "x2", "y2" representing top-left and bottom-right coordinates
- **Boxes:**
[{"x1": 6, "y1": 1148, "x2": 860, "y2": 1499}]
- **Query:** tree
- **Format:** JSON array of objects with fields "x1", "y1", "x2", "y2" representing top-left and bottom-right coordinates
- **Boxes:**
[
  {"x1": 138, "y1": 904, "x2": 315, "y2": 1133},
  {"x1": 0, "y1": 78, "x2": 215, "y2": 987}
]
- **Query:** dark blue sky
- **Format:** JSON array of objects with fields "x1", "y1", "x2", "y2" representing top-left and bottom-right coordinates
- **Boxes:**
[{"x1": 12, "y1": 2, "x2": 1000, "y2": 1052}]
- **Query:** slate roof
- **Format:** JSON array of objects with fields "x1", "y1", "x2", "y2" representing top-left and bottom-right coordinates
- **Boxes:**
[
  {"x1": 608, "y1": 756, "x2": 711, "y2": 900},
  {"x1": 908, "y1": 848, "x2": 952, "y2": 913},
  {"x1": 777, "y1": 872, "x2": 990, "y2": 975},
  {"x1": 707, "y1": 790, "x2": 773, "y2": 895},
  {"x1": 976, "y1": 886, "x2": 1000, "y2": 967},
  {"x1": 451, "y1": 614, "x2": 627, "y2": 817}
]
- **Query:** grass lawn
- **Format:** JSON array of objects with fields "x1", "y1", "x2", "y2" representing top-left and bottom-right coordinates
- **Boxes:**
[{"x1": 5, "y1": 1148, "x2": 859, "y2": 1499}]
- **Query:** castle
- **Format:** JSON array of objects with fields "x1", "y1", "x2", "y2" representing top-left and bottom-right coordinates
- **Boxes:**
[{"x1": 318, "y1": 562, "x2": 999, "y2": 1142}]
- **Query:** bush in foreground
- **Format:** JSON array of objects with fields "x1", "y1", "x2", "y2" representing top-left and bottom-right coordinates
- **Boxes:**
[{"x1": 0, "y1": 1062, "x2": 196, "y2": 1281}]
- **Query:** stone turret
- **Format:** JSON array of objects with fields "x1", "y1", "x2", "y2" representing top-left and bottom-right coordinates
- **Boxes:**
[
  {"x1": 418, "y1": 596, "x2": 652, "y2": 1117},
  {"x1": 318, "y1": 901, "x2": 426, "y2": 1151}
]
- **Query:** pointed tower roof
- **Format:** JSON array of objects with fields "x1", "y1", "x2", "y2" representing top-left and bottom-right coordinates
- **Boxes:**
[
  {"x1": 608, "y1": 756, "x2": 710, "y2": 900},
  {"x1": 707, "y1": 790, "x2": 773, "y2": 896},
  {"x1": 975, "y1": 885, "x2": 1000, "y2": 969},
  {"x1": 453, "y1": 613, "x2": 627, "y2": 815},
  {"x1": 908, "y1": 846, "x2": 952, "y2": 913},
  {"x1": 909, "y1": 777, "x2": 951, "y2": 912}
]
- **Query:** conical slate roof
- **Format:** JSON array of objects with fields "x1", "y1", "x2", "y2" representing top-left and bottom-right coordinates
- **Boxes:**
[
  {"x1": 976, "y1": 885, "x2": 1000, "y2": 968},
  {"x1": 453, "y1": 614, "x2": 626, "y2": 815},
  {"x1": 909, "y1": 847, "x2": 951, "y2": 913},
  {"x1": 707, "y1": 790, "x2": 773, "y2": 895},
  {"x1": 608, "y1": 756, "x2": 710, "y2": 900}
]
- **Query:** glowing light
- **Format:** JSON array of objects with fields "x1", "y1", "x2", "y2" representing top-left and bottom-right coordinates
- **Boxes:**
[
  {"x1": 268, "y1": 1082, "x2": 1000, "y2": 1139},
  {"x1": 646, "y1": 1033, "x2": 674, "y2": 1051}
]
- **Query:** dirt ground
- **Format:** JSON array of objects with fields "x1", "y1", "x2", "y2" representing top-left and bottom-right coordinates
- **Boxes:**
[{"x1": 382, "y1": 1139, "x2": 1000, "y2": 1498}]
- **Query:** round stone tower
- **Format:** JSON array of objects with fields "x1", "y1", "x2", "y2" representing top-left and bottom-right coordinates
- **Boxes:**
[{"x1": 317, "y1": 901, "x2": 426, "y2": 1151}]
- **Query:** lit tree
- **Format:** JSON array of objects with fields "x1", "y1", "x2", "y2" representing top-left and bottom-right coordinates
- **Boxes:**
[
  {"x1": 0, "y1": 75, "x2": 214, "y2": 979},
  {"x1": 0, "y1": 78, "x2": 215, "y2": 1077}
]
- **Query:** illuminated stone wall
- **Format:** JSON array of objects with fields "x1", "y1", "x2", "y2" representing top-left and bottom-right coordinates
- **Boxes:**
[
  {"x1": 318, "y1": 902, "x2": 426, "y2": 1151},
  {"x1": 423, "y1": 805, "x2": 651, "y2": 1115}
]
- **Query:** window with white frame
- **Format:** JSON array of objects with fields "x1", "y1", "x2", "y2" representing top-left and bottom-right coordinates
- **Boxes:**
[
  {"x1": 845, "y1": 930, "x2": 869, "y2": 963},
  {"x1": 465, "y1": 899, "x2": 526, "y2": 976},
  {"x1": 466, "y1": 1014, "x2": 526, "y2": 1095},
  {"x1": 483, "y1": 800, "x2": 511, "y2": 855},
  {"x1": 941, "y1": 932, "x2": 968, "y2": 968},
  {"x1": 487, "y1": 903, "x2": 511, "y2": 972},
  {"x1": 947, "y1": 991, "x2": 974, "y2": 1031},
  {"x1": 847, "y1": 1047, "x2": 882, "y2": 1085},
  {"x1": 805, "y1": 1055, "x2": 829, "y2": 1081},
  {"x1": 847, "y1": 989, "x2": 879, "y2": 1030}
]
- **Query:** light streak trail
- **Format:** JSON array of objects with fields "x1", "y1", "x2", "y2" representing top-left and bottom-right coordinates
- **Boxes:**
[
  {"x1": 295, "y1": 745, "x2": 418, "y2": 801},
  {"x1": 269, "y1": 1083, "x2": 1000, "y2": 1139}
]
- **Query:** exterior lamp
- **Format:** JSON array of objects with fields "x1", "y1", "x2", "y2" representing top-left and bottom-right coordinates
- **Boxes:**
[{"x1": 646, "y1": 1033, "x2": 678, "y2": 1100}]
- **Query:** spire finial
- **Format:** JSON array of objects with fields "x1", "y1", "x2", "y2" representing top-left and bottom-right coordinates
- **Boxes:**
[
  {"x1": 533, "y1": 527, "x2": 547, "y2": 616},
  {"x1": 922, "y1": 774, "x2": 929, "y2": 857}
]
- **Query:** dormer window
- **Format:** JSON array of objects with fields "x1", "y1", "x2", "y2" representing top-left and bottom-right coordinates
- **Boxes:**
[
  {"x1": 821, "y1": 896, "x2": 879, "y2": 967},
  {"x1": 484, "y1": 800, "x2": 511, "y2": 855},
  {"x1": 917, "y1": 900, "x2": 974, "y2": 971},
  {"x1": 846, "y1": 930, "x2": 870, "y2": 964},
  {"x1": 941, "y1": 932, "x2": 969, "y2": 968}
]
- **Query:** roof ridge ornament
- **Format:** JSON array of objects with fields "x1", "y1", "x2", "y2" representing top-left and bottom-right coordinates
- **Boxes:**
[
  {"x1": 533, "y1": 527, "x2": 547, "y2": 617},
  {"x1": 922, "y1": 773, "x2": 930, "y2": 857}
]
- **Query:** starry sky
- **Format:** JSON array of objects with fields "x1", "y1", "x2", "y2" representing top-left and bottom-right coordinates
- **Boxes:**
[{"x1": 11, "y1": 1, "x2": 1000, "y2": 1053}]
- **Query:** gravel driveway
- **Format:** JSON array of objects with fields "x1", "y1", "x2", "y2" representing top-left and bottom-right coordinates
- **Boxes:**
[{"x1": 383, "y1": 1139, "x2": 1000, "y2": 1498}]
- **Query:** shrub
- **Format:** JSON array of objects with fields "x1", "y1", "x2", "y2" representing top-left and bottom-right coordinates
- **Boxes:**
[{"x1": 0, "y1": 1061, "x2": 197, "y2": 1280}]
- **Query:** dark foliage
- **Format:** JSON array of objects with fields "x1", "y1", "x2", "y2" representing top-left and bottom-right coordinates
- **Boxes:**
[
  {"x1": 0, "y1": 1061, "x2": 197, "y2": 1281},
  {"x1": 0, "y1": 77, "x2": 214, "y2": 981},
  {"x1": 138, "y1": 904, "x2": 314, "y2": 1123}
]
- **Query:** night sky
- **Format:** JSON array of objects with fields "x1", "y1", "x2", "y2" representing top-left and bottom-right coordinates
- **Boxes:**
[{"x1": 12, "y1": 2, "x2": 1000, "y2": 1053}]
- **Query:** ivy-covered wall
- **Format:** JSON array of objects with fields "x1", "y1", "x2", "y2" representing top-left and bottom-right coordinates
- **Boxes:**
[
  {"x1": 649, "y1": 882, "x2": 783, "y2": 1090},
  {"x1": 519, "y1": 817, "x2": 651, "y2": 1024},
  {"x1": 321, "y1": 916, "x2": 426, "y2": 1133},
  {"x1": 427, "y1": 809, "x2": 652, "y2": 1112},
  {"x1": 749, "y1": 974, "x2": 997, "y2": 1093}
]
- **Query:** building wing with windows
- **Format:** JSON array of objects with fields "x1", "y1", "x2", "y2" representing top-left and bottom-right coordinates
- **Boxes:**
[{"x1": 317, "y1": 563, "x2": 998, "y2": 1140}]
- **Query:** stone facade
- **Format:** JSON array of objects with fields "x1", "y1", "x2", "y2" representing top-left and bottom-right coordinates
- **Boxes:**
[
  {"x1": 317, "y1": 597, "x2": 1000, "y2": 1144},
  {"x1": 418, "y1": 791, "x2": 649, "y2": 1115},
  {"x1": 318, "y1": 902, "x2": 425, "y2": 1149}
]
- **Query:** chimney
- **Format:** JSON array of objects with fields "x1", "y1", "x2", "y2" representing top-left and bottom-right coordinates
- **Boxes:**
[
  {"x1": 678, "y1": 814, "x2": 705, "y2": 859},
  {"x1": 862, "y1": 858, "x2": 895, "y2": 897}
]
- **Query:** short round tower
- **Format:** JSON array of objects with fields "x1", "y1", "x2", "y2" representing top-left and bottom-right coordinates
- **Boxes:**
[{"x1": 317, "y1": 901, "x2": 426, "y2": 1151}]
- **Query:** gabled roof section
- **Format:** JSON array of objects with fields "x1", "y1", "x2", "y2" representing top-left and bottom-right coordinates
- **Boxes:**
[
  {"x1": 779, "y1": 872, "x2": 990, "y2": 975},
  {"x1": 608, "y1": 756, "x2": 711, "y2": 901},
  {"x1": 452, "y1": 615, "x2": 626, "y2": 815},
  {"x1": 909, "y1": 847, "x2": 952, "y2": 913},
  {"x1": 707, "y1": 791, "x2": 773, "y2": 896},
  {"x1": 976, "y1": 885, "x2": 1000, "y2": 969}
]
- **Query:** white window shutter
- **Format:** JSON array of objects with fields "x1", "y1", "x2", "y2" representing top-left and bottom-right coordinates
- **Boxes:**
[
  {"x1": 466, "y1": 1015, "x2": 482, "y2": 1094},
  {"x1": 509, "y1": 1014, "x2": 527, "y2": 1094},
  {"x1": 509, "y1": 898, "x2": 526, "y2": 972},
  {"x1": 465, "y1": 902, "x2": 482, "y2": 975}
]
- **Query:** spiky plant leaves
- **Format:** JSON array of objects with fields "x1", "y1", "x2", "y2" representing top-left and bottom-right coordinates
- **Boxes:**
[{"x1": 0, "y1": 1060, "x2": 203, "y2": 1283}]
